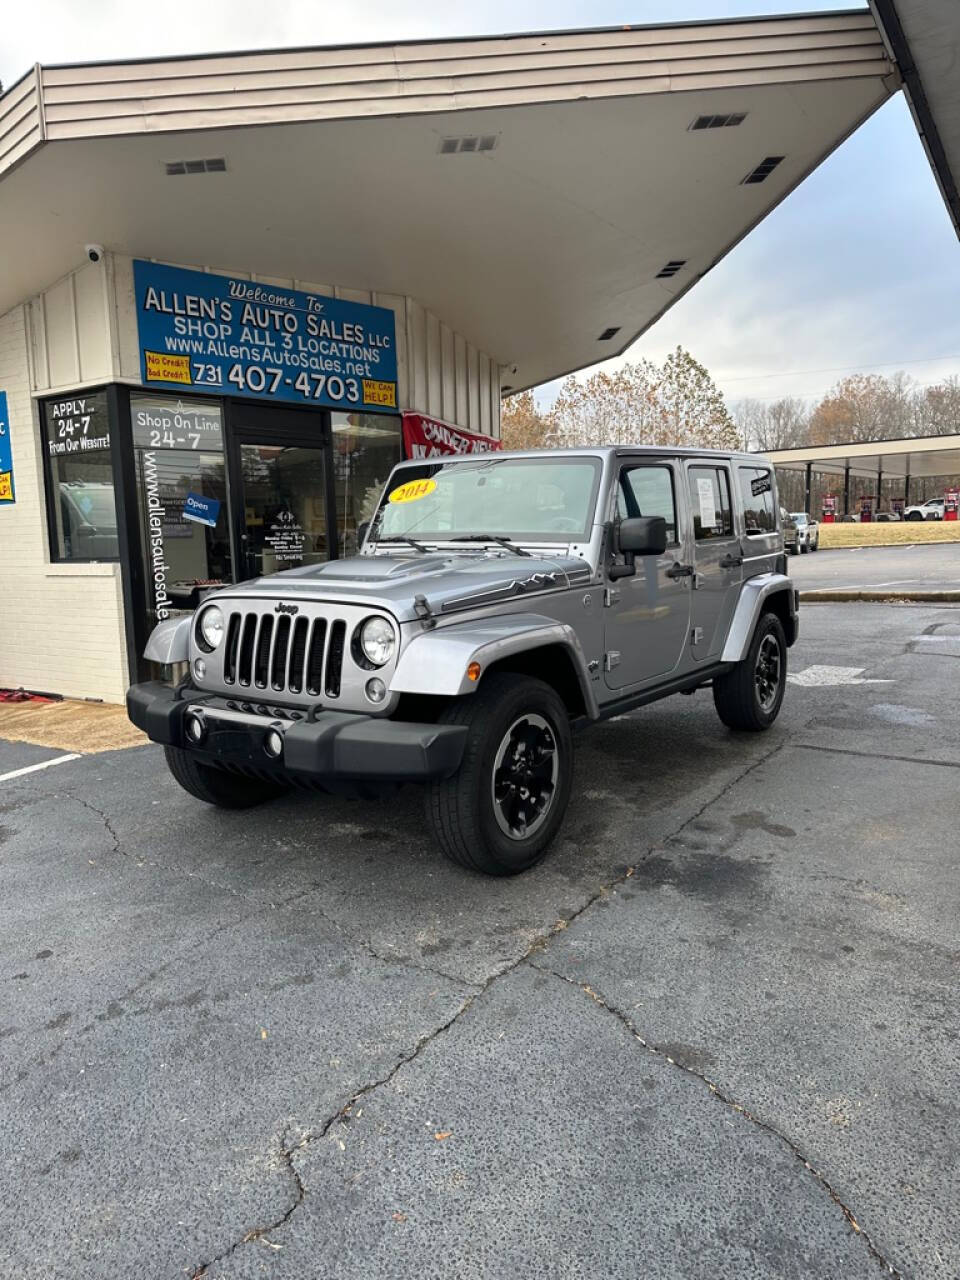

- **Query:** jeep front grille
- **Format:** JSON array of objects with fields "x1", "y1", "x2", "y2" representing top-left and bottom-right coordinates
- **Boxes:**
[{"x1": 223, "y1": 609, "x2": 345, "y2": 698}]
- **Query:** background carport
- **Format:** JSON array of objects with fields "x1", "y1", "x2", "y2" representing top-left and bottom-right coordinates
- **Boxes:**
[{"x1": 765, "y1": 433, "x2": 960, "y2": 514}]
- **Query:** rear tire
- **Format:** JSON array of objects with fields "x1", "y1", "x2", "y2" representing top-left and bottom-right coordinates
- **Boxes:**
[
  {"x1": 713, "y1": 612, "x2": 787, "y2": 732},
  {"x1": 425, "y1": 673, "x2": 573, "y2": 876},
  {"x1": 163, "y1": 745, "x2": 288, "y2": 809},
  {"x1": 810, "y1": 536, "x2": 819, "y2": 552}
]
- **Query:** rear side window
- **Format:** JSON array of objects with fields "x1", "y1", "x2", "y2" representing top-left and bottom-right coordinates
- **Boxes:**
[
  {"x1": 688, "y1": 466, "x2": 733, "y2": 540},
  {"x1": 739, "y1": 467, "x2": 776, "y2": 534},
  {"x1": 617, "y1": 466, "x2": 678, "y2": 544}
]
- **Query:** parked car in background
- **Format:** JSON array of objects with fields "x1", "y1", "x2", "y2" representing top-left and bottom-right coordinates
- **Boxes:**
[
  {"x1": 874, "y1": 511, "x2": 901, "y2": 522},
  {"x1": 904, "y1": 498, "x2": 945, "y2": 521},
  {"x1": 781, "y1": 507, "x2": 799, "y2": 554},
  {"x1": 790, "y1": 512, "x2": 819, "y2": 552}
]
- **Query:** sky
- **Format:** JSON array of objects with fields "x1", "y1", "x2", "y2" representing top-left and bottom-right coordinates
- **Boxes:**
[{"x1": 3, "y1": 0, "x2": 960, "y2": 412}]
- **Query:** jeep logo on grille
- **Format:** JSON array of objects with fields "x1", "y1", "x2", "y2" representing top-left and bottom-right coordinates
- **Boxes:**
[{"x1": 274, "y1": 602, "x2": 299, "y2": 615}]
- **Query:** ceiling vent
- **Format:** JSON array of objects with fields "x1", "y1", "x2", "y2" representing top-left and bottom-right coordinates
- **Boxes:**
[
  {"x1": 654, "y1": 260, "x2": 686, "y2": 280},
  {"x1": 598, "y1": 327, "x2": 621, "y2": 341},
  {"x1": 689, "y1": 112, "x2": 747, "y2": 131},
  {"x1": 439, "y1": 134, "x2": 499, "y2": 155},
  {"x1": 741, "y1": 155, "x2": 784, "y2": 185},
  {"x1": 165, "y1": 158, "x2": 227, "y2": 176}
]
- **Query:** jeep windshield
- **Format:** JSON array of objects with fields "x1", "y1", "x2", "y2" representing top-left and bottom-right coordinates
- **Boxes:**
[{"x1": 369, "y1": 456, "x2": 602, "y2": 546}]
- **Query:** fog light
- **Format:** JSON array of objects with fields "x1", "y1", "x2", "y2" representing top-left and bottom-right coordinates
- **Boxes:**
[
  {"x1": 194, "y1": 658, "x2": 206, "y2": 680},
  {"x1": 365, "y1": 677, "x2": 387, "y2": 703},
  {"x1": 264, "y1": 727, "x2": 284, "y2": 758},
  {"x1": 185, "y1": 711, "x2": 206, "y2": 743}
]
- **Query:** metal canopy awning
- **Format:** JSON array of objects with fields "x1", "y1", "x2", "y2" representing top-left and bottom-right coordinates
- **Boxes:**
[
  {"x1": 0, "y1": 11, "x2": 898, "y2": 392},
  {"x1": 871, "y1": 0, "x2": 960, "y2": 239}
]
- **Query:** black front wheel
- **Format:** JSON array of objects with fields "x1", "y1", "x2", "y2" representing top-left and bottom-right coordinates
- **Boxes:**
[
  {"x1": 164, "y1": 746, "x2": 288, "y2": 809},
  {"x1": 425, "y1": 673, "x2": 573, "y2": 875},
  {"x1": 713, "y1": 613, "x2": 787, "y2": 732}
]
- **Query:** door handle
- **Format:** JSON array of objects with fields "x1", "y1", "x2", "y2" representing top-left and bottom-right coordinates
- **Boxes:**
[
  {"x1": 720, "y1": 553, "x2": 743, "y2": 569},
  {"x1": 665, "y1": 562, "x2": 694, "y2": 579}
]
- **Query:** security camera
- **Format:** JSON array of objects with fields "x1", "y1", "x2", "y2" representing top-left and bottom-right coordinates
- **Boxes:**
[{"x1": 85, "y1": 244, "x2": 105, "y2": 264}]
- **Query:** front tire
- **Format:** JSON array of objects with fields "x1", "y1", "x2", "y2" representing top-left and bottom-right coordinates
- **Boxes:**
[
  {"x1": 163, "y1": 746, "x2": 288, "y2": 809},
  {"x1": 713, "y1": 613, "x2": 787, "y2": 732},
  {"x1": 425, "y1": 673, "x2": 573, "y2": 875}
]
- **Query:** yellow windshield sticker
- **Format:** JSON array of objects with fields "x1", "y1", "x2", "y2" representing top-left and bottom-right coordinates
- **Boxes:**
[{"x1": 389, "y1": 478, "x2": 437, "y2": 504}]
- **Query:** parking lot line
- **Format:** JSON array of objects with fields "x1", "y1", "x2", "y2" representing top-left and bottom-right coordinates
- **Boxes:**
[{"x1": 0, "y1": 752, "x2": 81, "y2": 783}]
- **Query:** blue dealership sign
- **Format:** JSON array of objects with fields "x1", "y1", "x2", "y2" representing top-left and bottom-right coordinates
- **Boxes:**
[
  {"x1": 182, "y1": 492, "x2": 221, "y2": 528},
  {"x1": 133, "y1": 261, "x2": 397, "y2": 413},
  {"x1": 0, "y1": 391, "x2": 14, "y2": 503}
]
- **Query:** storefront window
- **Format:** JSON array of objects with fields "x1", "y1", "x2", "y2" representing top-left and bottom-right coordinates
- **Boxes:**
[
  {"x1": 41, "y1": 392, "x2": 119, "y2": 561},
  {"x1": 331, "y1": 412, "x2": 402, "y2": 555},
  {"x1": 130, "y1": 393, "x2": 232, "y2": 629}
]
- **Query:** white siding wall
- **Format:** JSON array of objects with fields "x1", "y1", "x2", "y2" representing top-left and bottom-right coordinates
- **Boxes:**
[
  {"x1": 27, "y1": 254, "x2": 503, "y2": 438},
  {"x1": 0, "y1": 304, "x2": 128, "y2": 703}
]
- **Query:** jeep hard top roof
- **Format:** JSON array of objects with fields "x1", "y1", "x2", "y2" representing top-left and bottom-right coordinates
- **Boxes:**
[{"x1": 392, "y1": 445, "x2": 766, "y2": 466}]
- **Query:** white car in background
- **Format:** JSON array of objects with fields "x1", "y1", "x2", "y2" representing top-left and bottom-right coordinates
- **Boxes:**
[
  {"x1": 904, "y1": 498, "x2": 945, "y2": 521},
  {"x1": 790, "y1": 512, "x2": 819, "y2": 552}
]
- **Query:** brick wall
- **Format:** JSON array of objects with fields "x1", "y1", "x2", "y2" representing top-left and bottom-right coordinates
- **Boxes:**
[{"x1": 0, "y1": 305, "x2": 129, "y2": 703}]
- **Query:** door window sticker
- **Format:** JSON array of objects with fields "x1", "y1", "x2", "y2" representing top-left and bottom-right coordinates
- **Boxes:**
[{"x1": 697, "y1": 476, "x2": 717, "y2": 530}]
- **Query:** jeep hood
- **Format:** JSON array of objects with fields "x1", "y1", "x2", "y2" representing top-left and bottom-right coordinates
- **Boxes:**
[{"x1": 210, "y1": 550, "x2": 593, "y2": 622}]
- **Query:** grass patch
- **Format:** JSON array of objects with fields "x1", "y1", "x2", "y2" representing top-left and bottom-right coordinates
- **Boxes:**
[{"x1": 817, "y1": 521, "x2": 960, "y2": 549}]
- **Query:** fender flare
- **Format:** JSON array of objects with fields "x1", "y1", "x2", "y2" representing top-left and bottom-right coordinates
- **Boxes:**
[
  {"x1": 143, "y1": 614, "x2": 192, "y2": 664},
  {"x1": 721, "y1": 573, "x2": 798, "y2": 663},
  {"x1": 391, "y1": 611, "x2": 599, "y2": 717}
]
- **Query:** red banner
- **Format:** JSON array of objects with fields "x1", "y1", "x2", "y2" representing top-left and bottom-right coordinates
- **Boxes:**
[{"x1": 402, "y1": 412, "x2": 502, "y2": 459}]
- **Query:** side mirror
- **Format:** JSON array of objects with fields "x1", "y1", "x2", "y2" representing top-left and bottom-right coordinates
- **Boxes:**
[
  {"x1": 609, "y1": 516, "x2": 667, "y2": 580},
  {"x1": 356, "y1": 521, "x2": 370, "y2": 549},
  {"x1": 618, "y1": 516, "x2": 667, "y2": 556}
]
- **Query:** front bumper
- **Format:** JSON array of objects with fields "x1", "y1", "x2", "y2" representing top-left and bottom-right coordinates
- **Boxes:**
[{"x1": 126, "y1": 681, "x2": 467, "y2": 783}]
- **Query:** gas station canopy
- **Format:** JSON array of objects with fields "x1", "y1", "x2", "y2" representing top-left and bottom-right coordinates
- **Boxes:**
[{"x1": 766, "y1": 433, "x2": 960, "y2": 484}]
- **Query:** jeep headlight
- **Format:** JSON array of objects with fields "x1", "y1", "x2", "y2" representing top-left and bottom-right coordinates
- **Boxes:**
[
  {"x1": 359, "y1": 616, "x2": 396, "y2": 667},
  {"x1": 197, "y1": 605, "x2": 225, "y2": 652}
]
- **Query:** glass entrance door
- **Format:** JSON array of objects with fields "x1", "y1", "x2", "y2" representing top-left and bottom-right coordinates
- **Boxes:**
[{"x1": 237, "y1": 441, "x2": 331, "y2": 578}]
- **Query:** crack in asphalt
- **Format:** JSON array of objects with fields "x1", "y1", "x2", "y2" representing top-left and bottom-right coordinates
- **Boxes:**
[
  {"x1": 67, "y1": 794, "x2": 126, "y2": 859},
  {"x1": 186, "y1": 738, "x2": 791, "y2": 1276},
  {"x1": 534, "y1": 965, "x2": 903, "y2": 1279}
]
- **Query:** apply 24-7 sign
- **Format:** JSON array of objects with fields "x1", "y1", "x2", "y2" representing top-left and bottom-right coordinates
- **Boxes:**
[{"x1": 133, "y1": 261, "x2": 397, "y2": 411}]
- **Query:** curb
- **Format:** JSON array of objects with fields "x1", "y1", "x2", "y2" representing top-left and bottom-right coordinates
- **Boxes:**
[{"x1": 799, "y1": 590, "x2": 960, "y2": 603}]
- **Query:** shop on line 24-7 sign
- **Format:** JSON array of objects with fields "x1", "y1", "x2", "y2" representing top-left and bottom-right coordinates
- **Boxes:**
[{"x1": 133, "y1": 261, "x2": 397, "y2": 412}]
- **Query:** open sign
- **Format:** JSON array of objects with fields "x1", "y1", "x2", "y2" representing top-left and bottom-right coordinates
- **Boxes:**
[{"x1": 182, "y1": 492, "x2": 221, "y2": 527}]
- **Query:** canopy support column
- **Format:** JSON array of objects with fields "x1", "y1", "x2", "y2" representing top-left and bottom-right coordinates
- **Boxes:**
[
  {"x1": 843, "y1": 464, "x2": 851, "y2": 517},
  {"x1": 905, "y1": 473, "x2": 911, "y2": 505},
  {"x1": 804, "y1": 462, "x2": 812, "y2": 513}
]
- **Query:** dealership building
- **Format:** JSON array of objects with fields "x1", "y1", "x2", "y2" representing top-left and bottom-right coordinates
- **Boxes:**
[{"x1": 0, "y1": 4, "x2": 957, "y2": 702}]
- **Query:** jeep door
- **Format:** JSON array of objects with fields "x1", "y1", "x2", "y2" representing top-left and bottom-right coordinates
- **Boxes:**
[
  {"x1": 685, "y1": 462, "x2": 742, "y2": 663},
  {"x1": 603, "y1": 461, "x2": 691, "y2": 690}
]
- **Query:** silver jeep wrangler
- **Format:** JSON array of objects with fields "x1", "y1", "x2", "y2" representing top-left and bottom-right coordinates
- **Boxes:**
[{"x1": 127, "y1": 447, "x2": 797, "y2": 876}]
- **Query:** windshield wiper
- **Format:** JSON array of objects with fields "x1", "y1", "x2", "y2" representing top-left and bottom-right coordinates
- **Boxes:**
[
  {"x1": 374, "y1": 534, "x2": 429, "y2": 553},
  {"x1": 455, "y1": 534, "x2": 531, "y2": 557}
]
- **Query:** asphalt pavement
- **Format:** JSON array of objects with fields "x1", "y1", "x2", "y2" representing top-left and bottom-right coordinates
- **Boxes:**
[
  {"x1": 791, "y1": 540, "x2": 960, "y2": 593},
  {"x1": 1, "y1": 603, "x2": 958, "y2": 1280}
]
